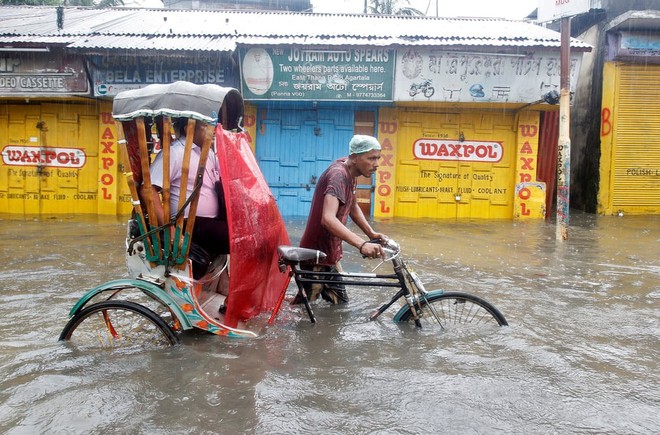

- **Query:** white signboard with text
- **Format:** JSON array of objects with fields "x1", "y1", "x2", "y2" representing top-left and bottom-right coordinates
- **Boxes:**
[
  {"x1": 394, "y1": 49, "x2": 582, "y2": 104},
  {"x1": 537, "y1": 0, "x2": 590, "y2": 22}
]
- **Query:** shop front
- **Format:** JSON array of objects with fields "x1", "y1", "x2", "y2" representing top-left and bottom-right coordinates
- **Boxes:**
[
  {"x1": 0, "y1": 50, "x2": 239, "y2": 216},
  {"x1": 241, "y1": 45, "x2": 583, "y2": 220},
  {"x1": 240, "y1": 46, "x2": 390, "y2": 216},
  {"x1": 374, "y1": 106, "x2": 553, "y2": 220},
  {"x1": 598, "y1": 31, "x2": 660, "y2": 215},
  {"x1": 0, "y1": 51, "x2": 120, "y2": 215}
]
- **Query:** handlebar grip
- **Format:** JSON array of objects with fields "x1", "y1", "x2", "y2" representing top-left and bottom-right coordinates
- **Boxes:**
[
  {"x1": 361, "y1": 238, "x2": 399, "y2": 258},
  {"x1": 360, "y1": 239, "x2": 380, "y2": 258}
]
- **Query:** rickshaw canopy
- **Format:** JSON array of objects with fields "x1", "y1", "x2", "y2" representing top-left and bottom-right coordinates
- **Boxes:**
[{"x1": 112, "y1": 81, "x2": 244, "y2": 129}]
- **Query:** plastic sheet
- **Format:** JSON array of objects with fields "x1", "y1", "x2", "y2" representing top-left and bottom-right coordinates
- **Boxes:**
[{"x1": 215, "y1": 127, "x2": 291, "y2": 327}]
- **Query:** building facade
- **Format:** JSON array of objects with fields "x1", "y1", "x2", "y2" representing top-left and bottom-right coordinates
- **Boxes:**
[
  {"x1": 567, "y1": 0, "x2": 660, "y2": 215},
  {"x1": 0, "y1": 6, "x2": 591, "y2": 219}
]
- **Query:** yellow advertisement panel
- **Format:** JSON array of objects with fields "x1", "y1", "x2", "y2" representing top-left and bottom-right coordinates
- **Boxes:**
[
  {"x1": 45, "y1": 103, "x2": 99, "y2": 214},
  {"x1": 243, "y1": 102, "x2": 258, "y2": 154},
  {"x1": 98, "y1": 103, "x2": 121, "y2": 215},
  {"x1": 0, "y1": 102, "x2": 103, "y2": 215},
  {"x1": 374, "y1": 108, "x2": 398, "y2": 218},
  {"x1": 513, "y1": 111, "x2": 545, "y2": 219},
  {"x1": 387, "y1": 108, "x2": 517, "y2": 219}
]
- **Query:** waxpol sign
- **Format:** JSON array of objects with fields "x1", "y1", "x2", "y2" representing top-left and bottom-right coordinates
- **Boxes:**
[{"x1": 537, "y1": 0, "x2": 590, "y2": 22}]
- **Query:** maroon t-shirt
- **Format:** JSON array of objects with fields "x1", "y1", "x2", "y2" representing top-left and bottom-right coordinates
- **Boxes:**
[{"x1": 300, "y1": 158, "x2": 355, "y2": 265}]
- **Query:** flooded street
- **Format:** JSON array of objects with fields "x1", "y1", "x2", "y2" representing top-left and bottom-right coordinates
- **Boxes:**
[{"x1": 0, "y1": 212, "x2": 658, "y2": 434}]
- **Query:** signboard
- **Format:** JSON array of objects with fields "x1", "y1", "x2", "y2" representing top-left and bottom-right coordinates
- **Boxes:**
[
  {"x1": 537, "y1": 0, "x2": 590, "y2": 22},
  {"x1": 394, "y1": 48, "x2": 582, "y2": 104},
  {"x1": 412, "y1": 139, "x2": 503, "y2": 163},
  {"x1": 2, "y1": 145, "x2": 86, "y2": 168},
  {"x1": 617, "y1": 32, "x2": 660, "y2": 58},
  {"x1": 88, "y1": 54, "x2": 239, "y2": 97},
  {"x1": 0, "y1": 54, "x2": 89, "y2": 96},
  {"x1": 240, "y1": 46, "x2": 394, "y2": 101}
]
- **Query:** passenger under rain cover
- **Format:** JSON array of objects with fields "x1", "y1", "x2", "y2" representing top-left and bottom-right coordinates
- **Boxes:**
[{"x1": 215, "y1": 127, "x2": 291, "y2": 327}]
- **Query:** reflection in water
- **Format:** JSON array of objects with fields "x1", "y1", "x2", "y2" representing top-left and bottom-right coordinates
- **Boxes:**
[{"x1": 0, "y1": 213, "x2": 658, "y2": 433}]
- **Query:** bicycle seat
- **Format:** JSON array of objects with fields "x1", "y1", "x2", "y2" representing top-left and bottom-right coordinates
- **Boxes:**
[{"x1": 277, "y1": 246, "x2": 327, "y2": 264}]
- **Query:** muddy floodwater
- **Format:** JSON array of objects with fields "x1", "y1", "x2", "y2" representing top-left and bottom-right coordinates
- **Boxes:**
[{"x1": 0, "y1": 212, "x2": 658, "y2": 434}]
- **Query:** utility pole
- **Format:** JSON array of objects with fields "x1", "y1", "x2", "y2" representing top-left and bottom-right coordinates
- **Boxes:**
[
  {"x1": 538, "y1": 0, "x2": 589, "y2": 241},
  {"x1": 556, "y1": 16, "x2": 571, "y2": 241}
]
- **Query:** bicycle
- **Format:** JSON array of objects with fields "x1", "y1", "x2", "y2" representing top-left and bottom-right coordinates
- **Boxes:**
[{"x1": 274, "y1": 238, "x2": 508, "y2": 329}]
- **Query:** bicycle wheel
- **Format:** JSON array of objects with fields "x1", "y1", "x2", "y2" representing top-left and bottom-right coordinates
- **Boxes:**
[
  {"x1": 394, "y1": 291, "x2": 507, "y2": 329},
  {"x1": 59, "y1": 300, "x2": 179, "y2": 349}
]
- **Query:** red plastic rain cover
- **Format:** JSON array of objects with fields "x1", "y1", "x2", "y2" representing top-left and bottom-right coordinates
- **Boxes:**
[{"x1": 215, "y1": 127, "x2": 291, "y2": 327}]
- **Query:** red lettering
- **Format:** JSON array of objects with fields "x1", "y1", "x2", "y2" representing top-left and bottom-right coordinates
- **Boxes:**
[
  {"x1": 3, "y1": 146, "x2": 85, "y2": 168},
  {"x1": 379, "y1": 201, "x2": 390, "y2": 214},
  {"x1": 379, "y1": 122, "x2": 397, "y2": 134},
  {"x1": 378, "y1": 184, "x2": 391, "y2": 197},
  {"x1": 381, "y1": 138, "x2": 393, "y2": 151},
  {"x1": 380, "y1": 154, "x2": 394, "y2": 167},
  {"x1": 520, "y1": 157, "x2": 534, "y2": 170},
  {"x1": 56, "y1": 153, "x2": 70, "y2": 164},
  {"x1": 102, "y1": 157, "x2": 114, "y2": 170},
  {"x1": 520, "y1": 203, "x2": 530, "y2": 216},
  {"x1": 5, "y1": 150, "x2": 19, "y2": 162},
  {"x1": 101, "y1": 127, "x2": 114, "y2": 140},
  {"x1": 43, "y1": 150, "x2": 56, "y2": 164},
  {"x1": 520, "y1": 141, "x2": 533, "y2": 154},
  {"x1": 244, "y1": 114, "x2": 256, "y2": 127},
  {"x1": 601, "y1": 108, "x2": 612, "y2": 137},
  {"x1": 519, "y1": 173, "x2": 532, "y2": 183},
  {"x1": 27, "y1": 150, "x2": 39, "y2": 163},
  {"x1": 448, "y1": 144, "x2": 462, "y2": 157},
  {"x1": 101, "y1": 141, "x2": 114, "y2": 154},
  {"x1": 100, "y1": 173, "x2": 113, "y2": 186},
  {"x1": 378, "y1": 171, "x2": 391, "y2": 183},
  {"x1": 520, "y1": 125, "x2": 538, "y2": 137},
  {"x1": 100, "y1": 112, "x2": 114, "y2": 124},
  {"x1": 518, "y1": 187, "x2": 531, "y2": 200},
  {"x1": 476, "y1": 146, "x2": 488, "y2": 158},
  {"x1": 101, "y1": 187, "x2": 112, "y2": 200},
  {"x1": 418, "y1": 142, "x2": 435, "y2": 156}
]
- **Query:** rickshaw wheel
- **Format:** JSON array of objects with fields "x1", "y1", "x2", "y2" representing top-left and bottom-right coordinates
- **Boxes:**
[{"x1": 59, "y1": 300, "x2": 180, "y2": 349}]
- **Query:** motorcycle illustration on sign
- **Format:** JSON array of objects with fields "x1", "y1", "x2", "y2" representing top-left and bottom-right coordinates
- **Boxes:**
[{"x1": 409, "y1": 78, "x2": 435, "y2": 98}]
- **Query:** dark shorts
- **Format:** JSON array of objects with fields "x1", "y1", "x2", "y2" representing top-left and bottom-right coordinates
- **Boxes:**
[
  {"x1": 295, "y1": 262, "x2": 348, "y2": 305},
  {"x1": 193, "y1": 216, "x2": 229, "y2": 257},
  {"x1": 190, "y1": 216, "x2": 229, "y2": 279}
]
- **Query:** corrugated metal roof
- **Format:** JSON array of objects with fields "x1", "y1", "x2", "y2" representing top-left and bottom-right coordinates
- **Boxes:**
[
  {"x1": 68, "y1": 35, "x2": 236, "y2": 52},
  {"x1": 0, "y1": 6, "x2": 592, "y2": 52}
]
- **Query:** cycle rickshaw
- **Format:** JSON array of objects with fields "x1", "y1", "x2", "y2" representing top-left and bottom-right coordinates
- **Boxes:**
[{"x1": 59, "y1": 81, "x2": 507, "y2": 349}]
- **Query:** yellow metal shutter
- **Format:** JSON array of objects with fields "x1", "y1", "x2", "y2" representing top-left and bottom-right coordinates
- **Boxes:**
[{"x1": 611, "y1": 65, "x2": 660, "y2": 212}]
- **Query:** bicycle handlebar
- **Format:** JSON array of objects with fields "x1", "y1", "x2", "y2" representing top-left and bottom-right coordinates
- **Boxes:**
[{"x1": 363, "y1": 238, "x2": 400, "y2": 259}]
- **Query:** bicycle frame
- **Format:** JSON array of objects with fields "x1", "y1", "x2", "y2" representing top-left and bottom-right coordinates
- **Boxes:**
[{"x1": 277, "y1": 241, "x2": 439, "y2": 328}]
